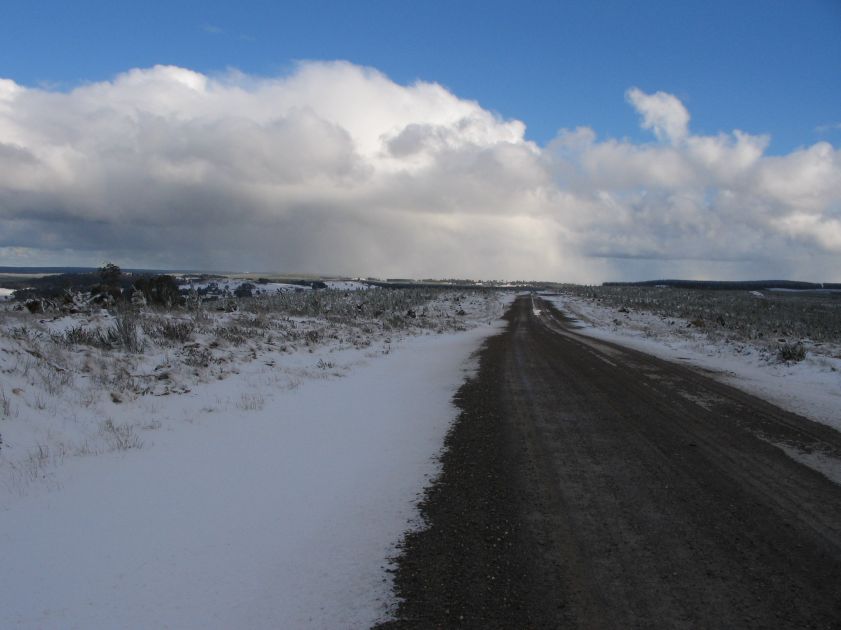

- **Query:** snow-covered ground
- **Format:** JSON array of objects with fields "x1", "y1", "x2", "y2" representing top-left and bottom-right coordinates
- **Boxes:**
[
  {"x1": 0, "y1": 290, "x2": 513, "y2": 629},
  {"x1": 179, "y1": 278, "x2": 314, "y2": 295},
  {"x1": 324, "y1": 280, "x2": 370, "y2": 291},
  {"x1": 546, "y1": 294, "x2": 841, "y2": 431},
  {"x1": 0, "y1": 288, "x2": 14, "y2": 301}
]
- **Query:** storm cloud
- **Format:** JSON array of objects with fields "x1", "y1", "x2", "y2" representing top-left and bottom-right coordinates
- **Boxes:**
[{"x1": 1, "y1": 62, "x2": 839, "y2": 281}]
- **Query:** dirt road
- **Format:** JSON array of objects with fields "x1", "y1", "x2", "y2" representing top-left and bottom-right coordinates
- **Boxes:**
[{"x1": 380, "y1": 295, "x2": 841, "y2": 629}]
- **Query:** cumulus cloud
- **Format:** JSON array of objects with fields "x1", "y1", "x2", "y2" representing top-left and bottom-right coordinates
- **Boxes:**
[
  {"x1": 0, "y1": 62, "x2": 839, "y2": 281},
  {"x1": 626, "y1": 87, "x2": 690, "y2": 144}
]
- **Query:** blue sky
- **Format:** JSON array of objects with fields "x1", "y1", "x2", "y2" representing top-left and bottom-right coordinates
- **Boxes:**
[
  {"x1": 3, "y1": 0, "x2": 839, "y2": 153},
  {"x1": 1, "y1": 1, "x2": 841, "y2": 280}
]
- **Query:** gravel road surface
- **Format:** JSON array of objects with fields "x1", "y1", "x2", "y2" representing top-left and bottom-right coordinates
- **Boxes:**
[{"x1": 380, "y1": 295, "x2": 841, "y2": 629}]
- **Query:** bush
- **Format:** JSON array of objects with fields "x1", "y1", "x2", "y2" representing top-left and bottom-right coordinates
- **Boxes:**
[
  {"x1": 1, "y1": 386, "x2": 10, "y2": 418},
  {"x1": 100, "y1": 419, "x2": 143, "y2": 450},
  {"x1": 146, "y1": 319, "x2": 194, "y2": 345},
  {"x1": 562, "y1": 285, "x2": 841, "y2": 344},
  {"x1": 99, "y1": 262, "x2": 122, "y2": 288},
  {"x1": 134, "y1": 275, "x2": 183, "y2": 307},
  {"x1": 106, "y1": 309, "x2": 144, "y2": 353},
  {"x1": 234, "y1": 283, "x2": 255, "y2": 298},
  {"x1": 54, "y1": 325, "x2": 109, "y2": 348},
  {"x1": 214, "y1": 325, "x2": 247, "y2": 346},
  {"x1": 778, "y1": 341, "x2": 806, "y2": 363}
]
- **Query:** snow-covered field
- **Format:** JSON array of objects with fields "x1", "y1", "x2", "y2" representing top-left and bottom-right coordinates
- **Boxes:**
[
  {"x1": 0, "y1": 288, "x2": 513, "y2": 628},
  {"x1": 178, "y1": 278, "x2": 313, "y2": 295},
  {"x1": 178, "y1": 278, "x2": 370, "y2": 296},
  {"x1": 546, "y1": 293, "x2": 841, "y2": 431},
  {"x1": 324, "y1": 280, "x2": 370, "y2": 291}
]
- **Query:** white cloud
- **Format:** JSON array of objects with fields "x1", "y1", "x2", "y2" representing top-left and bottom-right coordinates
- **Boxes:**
[
  {"x1": 626, "y1": 87, "x2": 690, "y2": 144},
  {"x1": 816, "y1": 122, "x2": 841, "y2": 134},
  {"x1": 0, "y1": 64, "x2": 839, "y2": 281}
]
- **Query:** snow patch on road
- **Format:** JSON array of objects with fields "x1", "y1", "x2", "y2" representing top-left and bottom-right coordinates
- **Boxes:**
[
  {"x1": 546, "y1": 294, "x2": 841, "y2": 432},
  {"x1": 545, "y1": 293, "x2": 841, "y2": 486}
]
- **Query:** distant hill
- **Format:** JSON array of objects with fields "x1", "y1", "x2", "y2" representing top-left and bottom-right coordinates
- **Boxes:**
[
  {"x1": 0, "y1": 266, "x2": 170, "y2": 275},
  {"x1": 0, "y1": 266, "x2": 97, "y2": 274}
]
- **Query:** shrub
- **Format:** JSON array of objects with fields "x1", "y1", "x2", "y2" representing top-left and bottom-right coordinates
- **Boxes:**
[
  {"x1": 183, "y1": 345, "x2": 213, "y2": 368},
  {"x1": 99, "y1": 262, "x2": 122, "y2": 288},
  {"x1": 234, "y1": 283, "x2": 255, "y2": 298},
  {"x1": 106, "y1": 309, "x2": 144, "y2": 353},
  {"x1": 100, "y1": 419, "x2": 143, "y2": 450},
  {"x1": 1, "y1": 386, "x2": 10, "y2": 418},
  {"x1": 562, "y1": 285, "x2": 841, "y2": 344},
  {"x1": 36, "y1": 363, "x2": 73, "y2": 396},
  {"x1": 146, "y1": 319, "x2": 194, "y2": 345},
  {"x1": 134, "y1": 275, "x2": 183, "y2": 307},
  {"x1": 778, "y1": 341, "x2": 806, "y2": 363},
  {"x1": 214, "y1": 325, "x2": 247, "y2": 346}
]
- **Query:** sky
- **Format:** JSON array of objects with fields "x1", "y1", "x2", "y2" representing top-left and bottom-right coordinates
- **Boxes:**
[{"x1": 1, "y1": 0, "x2": 840, "y2": 281}]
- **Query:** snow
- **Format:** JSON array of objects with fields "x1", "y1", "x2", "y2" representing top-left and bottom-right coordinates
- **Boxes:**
[
  {"x1": 0, "y1": 290, "x2": 514, "y2": 628},
  {"x1": 545, "y1": 293, "x2": 841, "y2": 483},
  {"x1": 324, "y1": 280, "x2": 371, "y2": 291},
  {"x1": 180, "y1": 278, "x2": 372, "y2": 295},
  {"x1": 546, "y1": 294, "x2": 841, "y2": 430},
  {"x1": 179, "y1": 279, "x2": 313, "y2": 294},
  {"x1": 0, "y1": 288, "x2": 14, "y2": 300}
]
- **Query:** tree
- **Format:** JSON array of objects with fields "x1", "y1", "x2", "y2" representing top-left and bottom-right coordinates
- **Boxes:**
[
  {"x1": 134, "y1": 275, "x2": 183, "y2": 307},
  {"x1": 99, "y1": 263, "x2": 122, "y2": 288},
  {"x1": 97, "y1": 262, "x2": 123, "y2": 300},
  {"x1": 234, "y1": 282, "x2": 255, "y2": 298}
]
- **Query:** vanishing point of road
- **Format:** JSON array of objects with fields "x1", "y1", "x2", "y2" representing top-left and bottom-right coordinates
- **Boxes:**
[{"x1": 380, "y1": 295, "x2": 841, "y2": 629}]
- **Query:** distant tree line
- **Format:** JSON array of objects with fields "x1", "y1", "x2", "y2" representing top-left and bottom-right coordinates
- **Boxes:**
[
  {"x1": 7, "y1": 263, "x2": 183, "y2": 306},
  {"x1": 603, "y1": 280, "x2": 841, "y2": 291}
]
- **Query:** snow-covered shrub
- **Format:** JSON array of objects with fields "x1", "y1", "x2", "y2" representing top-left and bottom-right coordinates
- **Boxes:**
[
  {"x1": 236, "y1": 392, "x2": 265, "y2": 411},
  {"x1": 145, "y1": 319, "x2": 194, "y2": 345},
  {"x1": 0, "y1": 386, "x2": 10, "y2": 418},
  {"x1": 133, "y1": 274, "x2": 182, "y2": 307},
  {"x1": 234, "y1": 283, "x2": 255, "y2": 298},
  {"x1": 106, "y1": 309, "x2": 144, "y2": 353},
  {"x1": 564, "y1": 285, "x2": 841, "y2": 344},
  {"x1": 183, "y1": 345, "x2": 213, "y2": 368},
  {"x1": 35, "y1": 362, "x2": 73, "y2": 396},
  {"x1": 100, "y1": 419, "x2": 143, "y2": 451},
  {"x1": 0, "y1": 285, "x2": 510, "y2": 498},
  {"x1": 54, "y1": 325, "x2": 110, "y2": 349},
  {"x1": 778, "y1": 341, "x2": 806, "y2": 363},
  {"x1": 214, "y1": 325, "x2": 248, "y2": 346}
]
